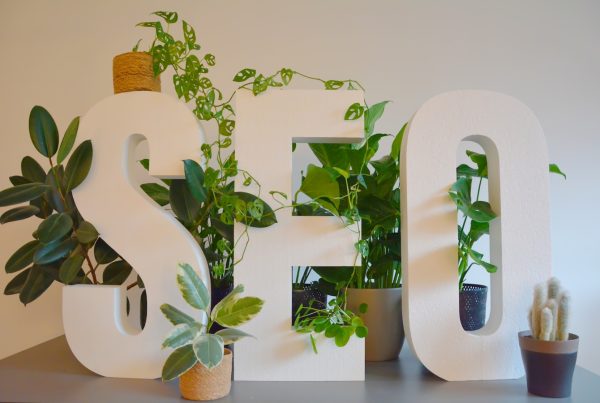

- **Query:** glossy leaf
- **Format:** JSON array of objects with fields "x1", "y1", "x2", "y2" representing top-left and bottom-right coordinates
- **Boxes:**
[
  {"x1": 58, "y1": 255, "x2": 84, "y2": 284},
  {"x1": 64, "y1": 140, "x2": 93, "y2": 191},
  {"x1": 344, "y1": 103, "x2": 364, "y2": 120},
  {"x1": 5, "y1": 240, "x2": 39, "y2": 273},
  {"x1": 57, "y1": 116, "x2": 80, "y2": 164},
  {"x1": 75, "y1": 221, "x2": 98, "y2": 244},
  {"x1": 364, "y1": 101, "x2": 389, "y2": 136},
  {"x1": 9, "y1": 176, "x2": 29, "y2": 186},
  {"x1": 183, "y1": 160, "x2": 208, "y2": 203},
  {"x1": 193, "y1": 334, "x2": 224, "y2": 369},
  {"x1": 37, "y1": 213, "x2": 73, "y2": 244},
  {"x1": 234, "y1": 192, "x2": 277, "y2": 228},
  {"x1": 0, "y1": 205, "x2": 40, "y2": 224},
  {"x1": 390, "y1": 123, "x2": 406, "y2": 161},
  {"x1": 0, "y1": 183, "x2": 50, "y2": 207},
  {"x1": 299, "y1": 164, "x2": 339, "y2": 212},
  {"x1": 169, "y1": 180, "x2": 201, "y2": 226},
  {"x1": 162, "y1": 323, "x2": 201, "y2": 349},
  {"x1": 140, "y1": 183, "x2": 170, "y2": 206},
  {"x1": 33, "y1": 238, "x2": 77, "y2": 265},
  {"x1": 162, "y1": 344, "x2": 197, "y2": 381},
  {"x1": 19, "y1": 265, "x2": 55, "y2": 305},
  {"x1": 4, "y1": 268, "x2": 31, "y2": 295},
  {"x1": 215, "y1": 328, "x2": 254, "y2": 345},
  {"x1": 214, "y1": 296, "x2": 264, "y2": 327},
  {"x1": 177, "y1": 263, "x2": 209, "y2": 310},
  {"x1": 21, "y1": 156, "x2": 46, "y2": 183},
  {"x1": 160, "y1": 303, "x2": 195, "y2": 326},
  {"x1": 94, "y1": 238, "x2": 118, "y2": 264},
  {"x1": 549, "y1": 163, "x2": 566, "y2": 179},
  {"x1": 29, "y1": 106, "x2": 59, "y2": 157},
  {"x1": 103, "y1": 260, "x2": 133, "y2": 285}
]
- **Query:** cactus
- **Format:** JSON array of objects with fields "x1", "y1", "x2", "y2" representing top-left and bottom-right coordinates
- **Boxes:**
[
  {"x1": 528, "y1": 278, "x2": 571, "y2": 341},
  {"x1": 557, "y1": 292, "x2": 570, "y2": 341}
]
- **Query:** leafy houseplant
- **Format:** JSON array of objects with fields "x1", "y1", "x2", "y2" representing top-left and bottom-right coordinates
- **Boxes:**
[
  {"x1": 291, "y1": 266, "x2": 327, "y2": 323},
  {"x1": 519, "y1": 277, "x2": 578, "y2": 398},
  {"x1": 160, "y1": 263, "x2": 263, "y2": 400},
  {"x1": 1, "y1": 106, "x2": 135, "y2": 305},
  {"x1": 449, "y1": 151, "x2": 566, "y2": 331}
]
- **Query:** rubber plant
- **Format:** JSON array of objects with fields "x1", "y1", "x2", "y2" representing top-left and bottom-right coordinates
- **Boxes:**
[
  {"x1": 1, "y1": 106, "x2": 135, "y2": 305},
  {"x1": 449, "y1": 150, "x2": 566, "y2": 290},
  {"x1": 161, "y1": 263, "x2": 263, "y2": 380}
]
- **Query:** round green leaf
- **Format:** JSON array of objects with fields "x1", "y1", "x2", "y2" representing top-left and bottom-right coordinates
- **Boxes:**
[
  {"x1": 19, "y1": 265, "x2": 55, "y2": 305},
  {"x1": 193, "y1": 334, "x2": 224, "y2": 369},
  {"x1": 75, "y1": 220, "x2": 98, "y2": 244},
  {"x1": 162, "y1": 344, "x2": 197, "y2": 381},
  {"x1": 21, "y1": 156, "x2": 46, "y2": 183},
  {"x1": 33, "y1": 238, "x2": 77, "y2": 265},
  {"x1": 5, "y1": 240, "x2": 39, "y2": 273},
  {"x1": 37, "y1": 213, "x2": 73, "y2": 244},
  {"x1": 4, "y1": 268, "x2": 31, "y2": 295},
  {"x1": 0, "y1": 183, "x2": 50, "y2": 207},
  {"x1": 94, "y1": 238, "x2": 118, "y2": 264},
  {"x1": 57, "y1": 116, "x2": 80, "y2": 164},
  {"x1": 102, "y1": 260, "x2": 133, "y2": 285},
  {"x1": 58, "y1": 255, "x2": 84, "y2": 284},
  {"x1": 64, "y1": 140, "x2": 93, "y2": 191},
  {"x1": 0, "y1": 205, "x2": 40, "y2": 224},
  {"x1": 29, "y1": 106, "x2": 59, "y2": 158}
]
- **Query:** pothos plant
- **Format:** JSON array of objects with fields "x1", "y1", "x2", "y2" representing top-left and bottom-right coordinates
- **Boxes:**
[
  {"x1": 449, "y1": 150, "x2": 566, "y2": 290},
  {"x1": 161, "y1": 263, "x2": 263, "y2": 380},
  {"x1": 1, "y1": 106, "x2": 135, "y2": 305}
]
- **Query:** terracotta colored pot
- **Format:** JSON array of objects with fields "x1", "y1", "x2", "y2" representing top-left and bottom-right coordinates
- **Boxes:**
[
  {"x1": 346, "y1": 287, "x2": 404, "y2": 361},
  {"x1": 179, "y1": 348, "x2": 232, "y2": 401},
  {"x1": 519, "y1": 331, "x2": 579, "y2": 398},
  {"x1": 112, "y1": 52, "x2": 161, "y2": 94}
]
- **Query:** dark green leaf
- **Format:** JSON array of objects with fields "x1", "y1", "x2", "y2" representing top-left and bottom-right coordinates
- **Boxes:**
[
  {"x1": 37, "y1": 213, "x2": 73, "y2": 244},
  {"x1": 390, "y1": 123, "x2": 406, "y2": 161},
  {"x1": 5, "y1": 240, "x2": 39, "y2": 273},
  {"x1": 152, "y1": 11, "x2": 178, "y2": 23},
  {"x1": 177, "y1": 263, "x2": 210, "y2": 310},
  {"x1": 4, "y1": 268, "x2": 31, "y2": 295},
  {"x1": 466, "y1": 150, "x2": 487, "y2": 177},
  {"x1": 204, "y1": 53, "x2": 215, "y2": 66},
  {"x1": 309, "y1": 143, "x2": 350, "y2": 170},
  {"x1": 324, "y1": 80, "x2": 344, "y2": 90},
  {"x1": 57, "y1": 116, "x2": 80, "y2": 164},
  {"x1": 140, "y1": 183, "x2": 170, "y2": 206},
  {"x1": 19, "y1": 265, "x2": 55, "y2": 305},
  {"x1": 9, "y1": 176, "x2": 30, "y2": 186},
  {"x1": 169, "y1": 179, "x2": 201, "y2": 225},
  {"x1": 467, "y1": 201, "x2": 497, "y2": 223},
  {"x1": 549, "y1": 163, "x2": 566, "y2": 179},
  {"x1": 183, "y1": 160, "x2": 208, "y2": 203},
  {"x1": 299, "y1": 164, "x2": 339, "y2": 213},
  {"x1": 21, "y1": 156, "x2": 46, "y2": 183},
  {"x1": 58, "y1": 255, "x2": 84, "y2": 284},
  {"x1": 456, "y1": 164, "x2": 479, "y2": 178},
  {"x1": 344, "y1": 103, "x2": 365, "y2": 120},
  {"x1": 162, "y1": 344, "x2": 197, "y2": 381},
  {"x1": 234, "y1": 192, "x2": 277, "y2": 228},
  {"x1": 140, "y1": 289, "x2": 147, "y2": 329},
  {"x1": 94, "y1": 238, "x2": 118, "y2": 264},
  {"x1": 103, "y1": 260, "x2": 133, "y2": 285},
  {"x1": 182, "y1": 20, "x2": 197, "y2": 50},
  {"x1": 313, "y1": 267, "x2": 353, "y2": 284},
  {"x1": 252, "y1": 74, "x2": 268, "y2": 95},
  {"x1": 29, "y1": 106, "x2": 59, "y2": 157},
  {"x1": 75, "y1": 221, "x2": 98, "y2": 244},
  {"x1": 33, "y1": 238, "x2": 77, "y2": 265},
  {"x1": 233, "y1": 68, "x2": 256, "y2": 82},
  {"x1": 0, "y1": 205, "x2": 40, "y2": 224},
  {"x1": 0, "y1": 183, "x2": 50, "y2": 207},
  {"x1": 359, "y1": 303, "x2": 368, "y2": 314},
  {"x1": 64, "y1": 140, "x2": 93, "y2": 191}
]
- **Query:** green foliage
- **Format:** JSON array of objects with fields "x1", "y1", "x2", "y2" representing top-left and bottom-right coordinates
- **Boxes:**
[
  {"x1": 160, "y1": 263, "x2": 263, "y2": 379},
  {"x1": 1, "y1": 106, "x2": 134, "y2": 305}
]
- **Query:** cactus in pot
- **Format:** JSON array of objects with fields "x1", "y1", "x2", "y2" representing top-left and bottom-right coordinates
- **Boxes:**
[{"x1": 528, "y1": 277, "x2": 570, "y2": 341}]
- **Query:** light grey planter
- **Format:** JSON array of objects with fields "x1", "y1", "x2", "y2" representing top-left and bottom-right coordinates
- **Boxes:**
[{"x1": 346, "y1": 287, "x2": 404, "y2": 361}]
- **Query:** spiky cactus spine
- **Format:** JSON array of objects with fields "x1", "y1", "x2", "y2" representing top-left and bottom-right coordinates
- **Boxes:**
[
  {"x1": 557, "y1": 292, "x2": 570, "y2": 341},
  {"x1": 545, "y1": 298, "x2": 558, "y2": 340},
  {"x1": 540, "y1": 307, "x2": 553, "y2": 341},
  {"x1": 531, "y1": 283, "x2": 547, "y2": 338}
]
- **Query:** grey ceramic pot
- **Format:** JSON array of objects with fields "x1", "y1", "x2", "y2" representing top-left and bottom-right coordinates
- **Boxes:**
[
  {"x1": 518, "y1": 331, "x2": 579, "y2": 398},
  {"x1": 346, "y1": 287, "x2": 404, "y2": 361}
]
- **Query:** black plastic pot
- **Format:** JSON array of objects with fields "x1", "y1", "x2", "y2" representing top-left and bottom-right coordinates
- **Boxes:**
[
  {"x1": 459, "y1": 283, "x2": 487, "y2": 331},
  {"x1": 292, "y1": 282, "x2": 326, "y2": 323},
  {"x1": 519, "y1": 331, "x2": 579, "y2": 398}
]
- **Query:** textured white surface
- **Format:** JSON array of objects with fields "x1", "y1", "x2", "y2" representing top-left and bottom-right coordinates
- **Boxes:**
[
  {"x1": 400, "y1": 90, "x2": 552, "y2": 381},
  {"x1": 233, "y1": 90, "x2": 365, "y2": 381},
  {"x1": 63, "y1": 92, "x2": 210, "y2": 379}
]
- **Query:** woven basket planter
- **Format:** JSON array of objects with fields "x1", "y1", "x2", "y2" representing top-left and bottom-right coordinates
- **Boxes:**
[
  {"x1": 179, "y1": 348, "x2": 232, "y2": 401},
  {"x1": 112, "y1": 52, "x2": 161, "y2": 94}
]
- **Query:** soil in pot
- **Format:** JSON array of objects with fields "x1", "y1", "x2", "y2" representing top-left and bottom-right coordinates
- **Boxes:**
[
  {"x1": 292, "y1": 282, "x2": 326, "y2": 323},
  {"x1": 459, "y1": 283, "x2": 487, "y2": 331},
  {"x1": 519, "y1": 331, "x2": 579, "y2": 398},
  {"x1": 346, "y1": 287, "x2": 404, "y2": 361},
  {"x1": 179, "y1": 348, "x2": 233, "y2": 401}
]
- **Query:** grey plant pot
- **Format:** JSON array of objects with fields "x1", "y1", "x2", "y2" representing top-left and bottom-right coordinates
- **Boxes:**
[
  {"x1": 346, "y1": 287, "x2": 404, "y2": 361},
  {"x1": 518, "y1": 331, "x2": 579, "y2": 398}
]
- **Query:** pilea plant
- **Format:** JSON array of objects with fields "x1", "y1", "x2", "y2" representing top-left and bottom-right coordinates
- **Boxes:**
[
  {"x1": 449, "y1": 151, "x2": 566, "y2": 290},
  {"x1": 0, "y1": 106, "x2": 135, "y2": 305},
  {"x1": 529, "y1": 277, "x2": 570, "y2": 341},
  {"x1": 161, "y1": 263, "x2": 263, "y2": 379}
]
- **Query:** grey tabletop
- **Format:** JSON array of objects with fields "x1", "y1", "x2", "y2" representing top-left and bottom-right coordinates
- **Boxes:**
[{"x1": 0, "y1": 336, "x2": 598, "y2": 403}]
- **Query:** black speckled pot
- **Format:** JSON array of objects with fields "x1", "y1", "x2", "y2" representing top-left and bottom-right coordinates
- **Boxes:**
[
  {"x1": 292, "y1": 282, "x2": 326, "y2": 323},
  {"x1": 459, "y1": 283, "x2": 487, "y2": 331},
  {"x1": 519, "y1": 331, "x2": 579, "y2": 398}
]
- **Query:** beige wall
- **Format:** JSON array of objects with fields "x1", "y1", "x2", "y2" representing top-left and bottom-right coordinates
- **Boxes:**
[{"x1": 1, "y1": 0, "x2": 599, "y2": 375}]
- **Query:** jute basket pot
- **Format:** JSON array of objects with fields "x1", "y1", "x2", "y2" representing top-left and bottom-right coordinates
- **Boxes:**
[
  {"x1": 346, "y1": 287, "x2": 404, "y2": 361},
  {"x1": 112, "y1": 52, "x2": 161, "y2": 94},
  {"x1": 179, "y1": 348, "x2": 233, "y2": 401}
]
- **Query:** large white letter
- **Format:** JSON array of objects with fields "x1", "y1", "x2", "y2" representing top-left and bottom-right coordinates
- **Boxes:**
[
  {"x1": 233, "y1": 90, "x2": 365, "y2": 381},
  {"x1": 64, "y1": 92, "x2": 210, "y2": 379},
  {"x1": 401, "y1": 90, "x2": 552, "y2": 380}
]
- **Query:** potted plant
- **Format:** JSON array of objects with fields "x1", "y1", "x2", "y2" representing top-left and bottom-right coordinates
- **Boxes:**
[
  {"x1": 519, "y1": 277, "x2": 578, "y2": 398},
  {"x1": 0, "y1": 106, "x2": 137, "y2": 306},
  {"x1": 160, "y1": 263, "x2": 263, "y2": 401},
  {"x1": 294, "y1": 104, "x2": 405, "y2": 361},
  {"x1": 292, "y1": 266, "x2": 327, "y2": 323},
  {"x1": 449, "y1": 152, "x2": 567, "y2": 331}
]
